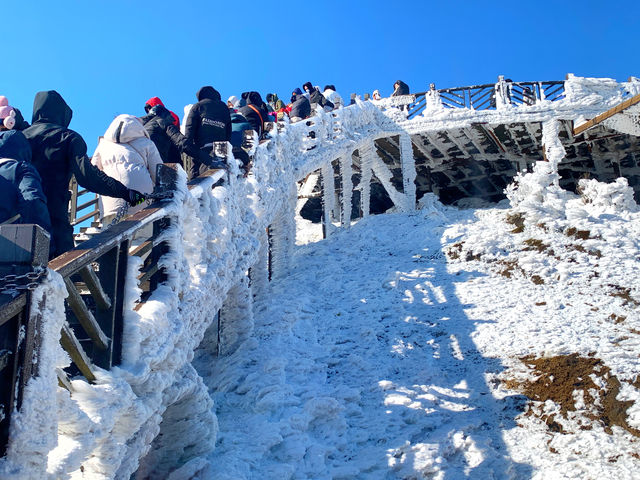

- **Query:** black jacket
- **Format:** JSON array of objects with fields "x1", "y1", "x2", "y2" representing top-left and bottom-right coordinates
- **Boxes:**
[
  {"x1": 142, "y1": 105, "x2": 199, "y2": 163},
  {"x1": 309, "y1": 88, "x2": 334, "y2": 111},
  {"x1": 22, "y1": 90, "x2": 130, "y2": 257},
  {"x1": 0, "y1": 130, "x2": 53, "y2": 251},
  {"x1": 13, "y1": 108, "x2": 30, "y2": 131},
  {"x1": 392, "y1": 80, "x2": 410, "y2": 96},
  {"x1": 238, "y1": 92, "x2": 269, "y2": 136},
  {"x1": 289, "y1": 94, "x2": 311, "y2": 120},
  {"x1": 184, "y1": 86, "x2": 231, "y2": 148}
]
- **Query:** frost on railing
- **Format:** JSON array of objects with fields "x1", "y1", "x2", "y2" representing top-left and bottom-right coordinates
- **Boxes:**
[{"x1": 4, "y1": 74, "x2": 638, "y2": 479}]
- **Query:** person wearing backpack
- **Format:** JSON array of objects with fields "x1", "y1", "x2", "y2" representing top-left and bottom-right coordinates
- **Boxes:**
[
  {"x1": 22, "y1": 90, "x2": 145, "y2": 257},
  {"x1": 238, "y1": 91, "x2": 270, "y2": 137},
  {"x1": 0, "y1": 127, "x2": 54, "y2": 254},
  {"x1": 91, "y1": 114, "x2": 163, "y2": 226},
  {"x1": 184, "y1": 86, "x2": 231, "y2": 178}
]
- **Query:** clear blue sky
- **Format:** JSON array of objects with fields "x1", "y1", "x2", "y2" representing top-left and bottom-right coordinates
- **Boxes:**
[{"x1": 4, "y1": 0, "x2": 639, "y2": 152}]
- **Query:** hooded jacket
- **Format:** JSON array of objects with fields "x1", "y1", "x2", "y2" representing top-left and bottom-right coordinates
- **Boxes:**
[
  {"x1": 0, "y1": 130, "x2": 53, "y2": 249},
  {"x1": 308, "y1": 88, "x2": 334, "y2": 112},
  {"x1": 323, "y1": 88, "x2": 343, "y2": 108},
  {"x1": 92, "y1": 115, "x2": 163, "y2": 218},
  {"x1": 238, "y1": 92, "x2": 270, "y2": 136},
  {"x1": 230, "y1": 112, "x2": 252, "y2": 148},
  {"x1": 289, "y1": 94, "x2": 311, "y2": 121},
  {"x1": 184, "y1": 86, "x2": 232, "y2": 148},
  {"x1": 22, "y1": 90, "x2": 130, "y2": 256},
  {"x1": 141, "y1": 103, "x2": 200, "y2": 164},
  {"x1": 392, "y1": 80, "x2": 410, "y2": 96}
]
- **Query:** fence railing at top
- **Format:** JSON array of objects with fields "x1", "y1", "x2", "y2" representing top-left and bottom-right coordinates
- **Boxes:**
[{"x1": 403, "y1": 77, "x2": 566, "y2": 119}]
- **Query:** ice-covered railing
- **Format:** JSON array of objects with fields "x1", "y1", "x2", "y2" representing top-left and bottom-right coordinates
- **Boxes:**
[
  {"x1": 373, "y1": 74, "x2": 640, "y2": 121},
  {"x1": 2, "y1": 74, "x2": 639, "y2": 479}
]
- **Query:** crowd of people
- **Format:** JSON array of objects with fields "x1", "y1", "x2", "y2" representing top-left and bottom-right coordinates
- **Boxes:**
[{"x1": 0, "y1": 80, "x2": 410, "y2": 259}]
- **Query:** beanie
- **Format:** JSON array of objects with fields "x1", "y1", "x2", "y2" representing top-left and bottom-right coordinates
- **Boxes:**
[{"x1": 0, "y1": 96, "x2": 8, "y2": 107}]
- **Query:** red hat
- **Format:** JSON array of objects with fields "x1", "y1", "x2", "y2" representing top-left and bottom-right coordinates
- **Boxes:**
[
  {"x1": 170, "y1": 111, "x2": 179, "y2": 127},
  {"x1": 145, "y1": 97, "x2": 164, "y2": 108}
]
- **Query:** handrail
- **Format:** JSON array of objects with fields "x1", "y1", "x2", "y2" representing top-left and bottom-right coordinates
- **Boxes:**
[{"x1": 2, "y1": 75, "x2": 636, "y2": 478}]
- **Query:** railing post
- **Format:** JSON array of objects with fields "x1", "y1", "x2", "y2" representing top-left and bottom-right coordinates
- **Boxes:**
[
  {"x1": 0, "y1": 225, "x2": 49, "y2": 457},
  {"x1": 339, "y1": 155, "x2": 353, "y2": 228},
  {"x1": 495, "y1": 75, "x2": 512, "y2": 110},
  {"x1": 321, "y1": 162, "x2": 337, "y2": 238},
  {"x1": 399, "y1": 134, "x2": 417, "y2": 211},
  {"x1": 426, "y1": 83, "x2": 444, "y2": 111},
  {"x1": 359, "y1": 144, "x2": 374, "y2": 218}
]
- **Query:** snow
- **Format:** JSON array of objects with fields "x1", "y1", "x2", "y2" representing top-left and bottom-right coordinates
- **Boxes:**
[
  {"x1": 1, "y1": 74, "x2": 639, "y2": 479},
  {"x1": 200, "y1": 170, "x2": 640, "y2": 478}
]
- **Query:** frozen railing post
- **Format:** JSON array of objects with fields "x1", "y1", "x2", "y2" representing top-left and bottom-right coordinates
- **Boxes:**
[
  {"x1": 425, "y1": 83, "x2": 444, "y2": 111},
  {"x1": 0, "y1": 224, "x2": 49, "y2": 457},
  {"x1": 494, "y1": 75, "x2": 512, "y2": 110},
  {"x1": 150, "y1": 163, "x2": 180, "y2": 292}
]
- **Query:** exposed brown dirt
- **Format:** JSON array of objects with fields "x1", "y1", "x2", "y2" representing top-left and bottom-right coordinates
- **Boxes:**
[
  {"x1": 506, "y1": 354, "x2": 640, "y2": 437},
  {"x1": 506, "y1": 212, "x2": 525, "y2": 233},
  {"x1": 608, "y1": 314, "x2": 626, "y2": 324},
  {"x1": 608, "y1": 284, "x2": 640, "y2": 306},
  {"x1": 565, "y1": 227, "x2": 593, "y2": 240},
  {"x1": 522, "y1": 238, "x2": 552, "y2": 254}
]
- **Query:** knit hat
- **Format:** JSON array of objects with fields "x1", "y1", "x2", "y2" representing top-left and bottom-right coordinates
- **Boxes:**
[
  {"x1": 292, "y1": 88, "x2": 303, "y2": 95},
  {"x1": 0, "y1": 105, "x2": 16, "y2": 130},
  {"x1": 0, "y1": 96, "x2": 8, "y2": 107}
]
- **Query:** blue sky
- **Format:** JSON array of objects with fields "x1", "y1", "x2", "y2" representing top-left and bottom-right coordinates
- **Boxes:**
[{"x1": 4, "y1": 0, "x2": 639, "y2": 152}]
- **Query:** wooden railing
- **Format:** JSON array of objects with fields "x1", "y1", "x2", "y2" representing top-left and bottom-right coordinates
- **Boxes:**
[
  {"x1": 69, "y1": 177, "x2": 101, "y2": 230},
  {"x1": 0, "y1": 225, "x2": 49, "y2": 456},
  {"x1": 0, "y1": 164, "x2": 224, "y2": 455},
  {"x1": 405, "y1": 77, "x2": 566, "y2": 119}
]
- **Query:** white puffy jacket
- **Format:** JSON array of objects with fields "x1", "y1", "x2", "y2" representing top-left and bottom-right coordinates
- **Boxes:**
[
  {"x1": 323, "y1": 88, "x2": 343, "y2": 108},
  {"x1": 91, "y1": 114, "x2": 163, "y2": 218}
]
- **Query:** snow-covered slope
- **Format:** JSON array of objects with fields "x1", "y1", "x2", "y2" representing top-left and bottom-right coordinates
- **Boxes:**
[
  {"x1": 200, "y1": 174, "x2": 640, "y2": 479},
  {"x1": 1, "y1": 75, "x2": 638, "y2": 479}
]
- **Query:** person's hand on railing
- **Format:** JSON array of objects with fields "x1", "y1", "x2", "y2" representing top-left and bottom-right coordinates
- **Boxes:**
[{"x1": 127, "y1": 189, "x2": 146, "y2": 207}]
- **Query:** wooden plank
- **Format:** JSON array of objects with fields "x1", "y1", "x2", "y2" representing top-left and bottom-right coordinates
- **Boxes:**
[
  {"x1": 138, "y1": 263, "x2": 160, "y2": 284},
  {"x1": 60, "y1": 323, "x2": 96, "y2": 382},
  {"x1": 49, "y1": 205, "x2": 166, "y2": 278},
  {"x1": 79, "y1": 265, "x2": 111, "y2": 310},
  {"x1": 70, "y1": 209, "x2": 101, "y2": 226},
  {"x1": 63, "y1": 278, "x2": 109, "y2": 350},
  {"x1": 574, "y1": 93, "x2": 640, "y2": 136},
  {"x1": 56, "y1": 368, "x2": 73, "y2": 392},
  {"x1": 76, "y1": 198, "x2": 99, "y2": 211},
  {"x1": 130, "y1": 240, "x2": 153, "y2": 258},
  {"x1": 0, "y1": 294, "x2": 27, "y2": 328}
]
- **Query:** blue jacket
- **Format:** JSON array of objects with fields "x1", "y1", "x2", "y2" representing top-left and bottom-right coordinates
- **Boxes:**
[
  {"x1": 0, "y1": 130, "x2": 54, "y2": 251},
  {"x1": 230, "y1": 113, "x2": 251, "y2": 148}
]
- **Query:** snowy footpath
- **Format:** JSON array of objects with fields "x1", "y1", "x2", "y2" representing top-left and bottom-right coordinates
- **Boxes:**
[{"x1": 196, "y1": 180, "x2": 640, "y2": 479}]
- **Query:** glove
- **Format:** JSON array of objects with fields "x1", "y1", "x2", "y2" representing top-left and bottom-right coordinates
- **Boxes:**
[{"x1": 127, "y1": 189, "x2": 146, "y2": 206}]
